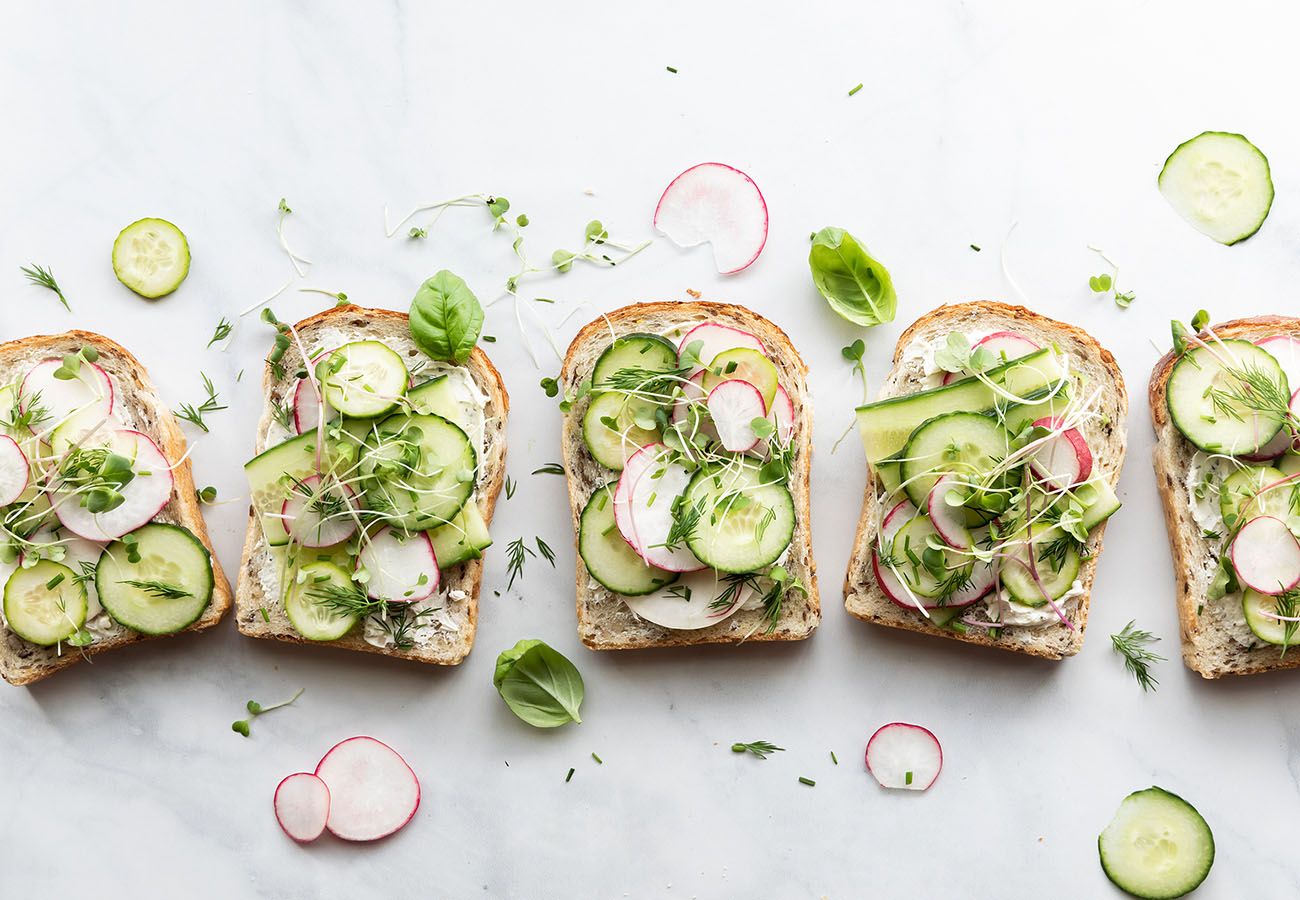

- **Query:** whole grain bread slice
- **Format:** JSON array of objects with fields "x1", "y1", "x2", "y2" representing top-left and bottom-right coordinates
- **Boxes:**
[
  {"x1": 0, "y1": 330, "x2": 233, "y2": 686},
  {"x1": 559, "y1": 301, "x2": 819, "y2": 650},
  {"x1": 234, "y1": 305, "x2": 508, "y2": 666},
  {"x1": 1150, "y1": 315, "x2": 1300, "y2": 678},
  {"x1": 844, "y1": 301, "x2": 1128, "y2": 660}
]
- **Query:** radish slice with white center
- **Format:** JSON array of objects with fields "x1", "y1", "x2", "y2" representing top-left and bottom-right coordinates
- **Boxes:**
[
  {"x1": 653, "y1": 162, "x2": 768, "y2": 274},
  {"x1": 621, "y1": 567, "x2": 751, "y2": 630},
  {"x1": 707, "y1": 380, "x2": 765, "y2": 452},
  {"x1": 20, "y1": 359, "x2": 114, "y2": 436},
  {"x1": 54, "y1": 532, "x2": 108, "y2": 619},
  {"x1": 53, "y1": 430, "x2": 173, "y2": 541},
  {"x1": 281, "y1": 475, "x2": 357, "y2": 548},
  {"x1": 873, "y1": 501, "x2": 918, "y2": 609},
  {"x1": 613, "y1": 443, "x2": 705, "y2": 572},
  {"x1": 748, "y1": 385, "x2": 796, "y2": 459},
  {"x1": 1256, "y1": 335, "x2": 1300, "y2": 392},
  {"x1": 671, "y1": 371, "x2": 718, "y2": 443},
  {"x1": 926, "y1": 475, "x2": 971, "y2": 550},
  {"x1": 1028, "y1": 416, "x2": 1093, "y2": 489},
  {"x1": 677, "y1": 322, "x2": 766, "y2": 373},
  {"x1": 315, "y1": 736, "x2": 420, "y2": 842},
  {"x1": 274, "y1": 772, "x2": 331, "y2": 843},
  {"x1": 865, "y1": 722, "x2": 943, "y2": 791},
  {"x1": 945, "y1": 554, "x2": 995, "y2": 608},
  {"x1": 0, "y1": 436, "x2": 28, "y2": 505},
  {"x1": 293, "y1": 377, "x2": 334, "y2": 435},
  {"x1": 1230, "y1": 515, "x2": 1300, "y2": 595},
  {"x1": 357, "y1": 527, "x2": 439, "y2": 602}
]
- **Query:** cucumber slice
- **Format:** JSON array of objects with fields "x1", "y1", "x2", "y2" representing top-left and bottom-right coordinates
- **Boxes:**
[
  {"x1": 1219, "y1": 465, "x2": 1298, "y2": 529},
  {"x1": 95, "y1": 524, "x2": 213, "y2": 635},
  {"x1": 361, "y1": 412, "x2": 475, "y2": 530},
  {"x1": 112, "y1": 218, "x2": 191, "y2": 298},
  {"x1": 684, "y1": 463, "x2": 794, "y2": 573},
  {"x1": 900, "y1": 412, "x2": 1010, "y2": 513},
  {"x1": 1280, "y1": 453, "x2": 1300, "y2": 478},
  {"x1": 582, "y1": 391, "x2": 661, "y2": 470},
  {"x1": 285, "y1": 561, "x2": 358, "y2": 641},
  {"x1": 1159, "y1": 131, "x2": 1273, "y2": 245},
  {"x1": 580, "y1": 483, "x2": 678, "y2": 595},
  {"x1": 1167, "y1": 341, "x2": 1287, "y2": 454},
  {"x1": 4, "y1": 560, "x2": 86, "y2": 645},
  {"x1": 887, "y1": 515, "x2": 973, "y2": 600},
  {"x1": 1099, "y1": 786, "x2": 1214, "y2": 899},
  {"x1": 245, "y1": 433, "x2": 355, "y2": 547},
  {"x1": 702, "y1": 347, "x2": 779, "y2": 410},
  {"x1": 427, "y1": 501, "x2": 492, "y2": 570},
  {"x1": 405, "y1": 375, "x2": 461, "y2": 424},
  {"x1": 1242, "y1": 589, "x2": 1299, "y2": 646},
  {"x1": 1076, "y1": 478, "x2": 1122, "y2": 531},
  {"x1": 320, "y1": 341, "x2": 409, "y2": 419},
  {"x1": 873, "y1": 457, "x2": 904, "y2": 498},
  {"x1": 592, "y1": 333, "x2": 679, "y2": 387},
  {"x1": 1000, "y1": 525, "x2": 1081, "y2": 605}
]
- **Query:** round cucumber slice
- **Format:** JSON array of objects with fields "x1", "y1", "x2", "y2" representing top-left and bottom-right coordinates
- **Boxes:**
[
  {"x1": 1158, "y1": 131, "x2": 1273, "y2": 245},
  {"x1": 900, "y1": 411, "x2": 1010, "y2": 512},
  {"x1": 1242, "y1": 589, "x2": 1299, "y2": 646},
  {"x1": 701, "y1": 347, "x2": 778, "y2": 410},
  {"x1": 1219, "y1": 465, "x2": 1299, "y2": 530},
  {"x1": 1280, "y1": 453, "x2": 1300, "y2": 478},
  {"x1": 112, "y1": 218, "x2": 190, "y2": 298},
  {"x1": 4, "y1": 560, "x2": 86, "y2": 645},
  {"x1": 1166, "y1": 341, "x2": 1287, "y2": 455},
  {"x1": 1099, "y1": 786, "x2": 1214, "y2": 900},
  {"x1": 887, "y1": 515, "x2": 973, "y2": 600},
  {"x1": 592, "y1": 333, "x2": 679, "y2": 388},
  {"x1": 285, "y1": 561, "x2": 359, "y2": 641},
  {"x1": 582, "y1": 392, "x2": 661, "y2": 471},
  {"x1": 96, "y1": 523, "x2": 213, "y2": 635},
  {"x1": 1000, "y1": 524, "x2": 1081, "y2": 605},
  {"x1": 361, "y1": 412, "x2": 475, "y2": 530},
  {"x1": 320, "y1": 341, "x2": 409, "y2": 419},
  {"x1": 579, "y1": 483, "x2": 678, "y2": 595},
  {"x1": 683, "y1": 463, "x2": 794, "y2": 573}
]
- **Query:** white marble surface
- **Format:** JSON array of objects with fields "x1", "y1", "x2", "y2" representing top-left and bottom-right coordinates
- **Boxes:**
[{"x1": 2, "y1": 1, "x2": 1298, "y2": 897}]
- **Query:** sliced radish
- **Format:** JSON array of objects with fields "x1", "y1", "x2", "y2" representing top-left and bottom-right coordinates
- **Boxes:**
[
  {"x1": 357, "y1": 527, "x2": 439, "y2": 602},
  {"x1": 47, "y1": 405, "x2": 123, "y2": 457},
  {"x1": 53, "y1": 430, "x2": 173, "y2": 541},
  {"x1": 0, "y1": 436, "x2": 29, "y2": 505},
  {"x1": 941, "y1": 331, "x2": 1039, "y2": 385},
  {"x1": 865, "y1": 722, "x2": 943, "y2": 791},
  {"x1": 1256, "y1": 335, "x2": 1300, "y2": 392},
  {"x1": 1240, "y1": 425, "x2": 1293, "y2": 462},
  {"x1": 613, "y1": 443, "x2": 704, "y2": 573},
  {"x1": 707, "y1": 380, "x2": 765, "y2": 452},
  {"x1": 873, "y1": 501, "x2": 917, "y2": 609},
  {"x1": 20, "y1": 359, "x2": 114, "y2": 436},
  {"x1": 621, "y1": 567, "x2": 751, "y2": 630},
  {"x1": 274, "y1": 772, "x2": 331, "y2": 843},
  {"x1": 945, "y1": 555, "x2": 995, "y2": 607},
  {"x1": 926, "y1": 475, "x2": 971, "y2": 550},
  {"x1": 676, "y1": 322, "x2": 766, "y2": 373},
  {"x1": 281, "y1": 475, "x2": 358, "y2": 548},
  {"x1": 1230, "y1": 515, "x2": 1300, "y2": 595},
  {"x1": 1028, "y1": 417, "x2": 1093, "y2": 489},
  {"x1": 57, "y1": 532, "x2": 108, "y2": 619},
  {"x1": 315, "y1": 736, "x2": 420, "y2": 842},
  {"x1": 653, "y1": 162, "x2": 768, "y2": 274},
  {"x1": 293, "y1": 378, "x2": 334, "y2": 435},
  {"x1": 671, "y1": 370, "x2": 719, "y2": 443},
  {"x1": 748, "y1": 385, "x2": 796, "y2": 460}
]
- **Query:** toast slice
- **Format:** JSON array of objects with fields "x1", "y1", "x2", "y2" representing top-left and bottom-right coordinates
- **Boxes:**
[
  {"x1": 1150, "y1": 315, "x2": 1300, "y2": 678},
  {"x1": 559, "y1": 300, "x2": 819, "y2": 650},
  {"x1": 235, "y1": 305, "x2": 508, "y2": 665},
  {"x1": 844, "y1": 301, "x2": 1128, "y2": 660},
  {"x1": 0, "y1": 330, "x2": 232, "y2": 685}
]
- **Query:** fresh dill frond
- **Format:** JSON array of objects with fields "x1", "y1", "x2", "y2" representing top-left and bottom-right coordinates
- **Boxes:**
[
  {"x1": 531, "y1": 463, "x2": 565, "y2": 476},
  {"x1": 731, "y1": 740, "x2": 784, "y2": 760},
  {"x1": 536, "y1": 537, "x2": 556, "y2": 567},
  {"x1": 118, "y1": 579, "x2": 192, "y2": 600},
  {"x1": 505, "y1": 537, "x2": 534, "y2": 590},
  {"x1": 175, "y1": 372, "x2": 227, "y2": 432},
  {"x1": 207, "y1": 317, "x2": 234, "y2": 348},
  {"x1": 1110, "y1": 620, "x2": 1164, "y2": 691},
  {"x1": 21, "y1": 264, "x2": 70, "y2": 310}
]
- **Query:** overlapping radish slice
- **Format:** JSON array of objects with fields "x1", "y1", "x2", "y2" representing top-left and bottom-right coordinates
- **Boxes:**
[
  {"x1": 1028, "y1": 416, "x2": 1093, "y2": 489},
  {"x1": 621, "y1": 567, "x2": 751, "y2": 630},
  {"x1": 54, "y1": 532, "x2": 108, "y2": 618},
  {"x1": 1230, "y1": 515, "x2": 1300, "y2": 594},
  {"x1": 872, "y1": 500, "x2": 918, "y2": 609},
  {"x1": 281, "y1": 474, "x2": 358, "y2": 548},
  {"x1": 865, "y1": 722, "x2": 943, "y2": 791},
  {"x1": 671, "y1": 371, "x2": 718, "y2": 444},
  {"x1": 653, "y1": 162, "x2": 768, "y2": 274},
  {"x1": 707, "y1": 380, "x2": 765, "y2": 452},
  {"x1": 46, "y1": 405, "x2": 123, "y2": 457},
  {"x1": 357, "y1": 526, "x2": 439, "y2": 602},
  {"x1": 315, "y1": 736, "x2": 420, "y2": 842},
  {"x1": 1256, "y1": 335, "x2": 1300, "y2": 392},
  {"x1": 274, "y1": 773, "x2": 331, "y2": 843},
  {"x1": 0, "y1": 436, "x2": 28, "y2": 505},
  {"x1": 53, "y1": 430, "x2": 173, "y2": 541},
  {"x1": 20, "y1": 359, "x2": 114, "y2": 436},
  {"x1": 941, "y1": 331, "x2": 1039, "y2": 384},
  {"x1": 926, "y1": 475, "x2": 971, "y2": 550},
  {"x1": 293, "y1": 378, "x2": 334, "y2": 435},
  {"x1": 677, "y1": 322, "x2": 766, "y2": 373},
  {"x1": 613, "y1": 443, "x2": 704, "y2": 572},
  {"x1": 748, "y1": 385, "x2": 795, "y2": 459},
  {"x1": 1240, "y1": 425, "x2": 1294, "y2": 462}
]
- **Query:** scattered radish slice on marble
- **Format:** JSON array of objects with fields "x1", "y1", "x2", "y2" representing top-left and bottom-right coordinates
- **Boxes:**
[
  {"x1": 865, "y1": 722, "x2": 943, "y2": 791},
  {"x1": 314, "y1": 736, "x2": 421, "y2": 842},
  {"x1": 274, "y1": 772, "x2": 331, "y2": 843},
  {"x1": 654, "y1": 163, "x2": 768, "y2": 274},
  {"x1": 1230, "y1": 515, "x2": 1300, "y2": 595}
]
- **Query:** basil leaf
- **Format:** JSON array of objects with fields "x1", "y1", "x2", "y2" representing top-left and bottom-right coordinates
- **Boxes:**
[
  {"x1": 409, "y1": 270, "x2": 483, "y2": 364},
  {"x1": 808, "y1": 227, "x2": 897, "y2": 327},
  {"x1": 494, "y1": 639, "x2": 584, "y2": 728}
]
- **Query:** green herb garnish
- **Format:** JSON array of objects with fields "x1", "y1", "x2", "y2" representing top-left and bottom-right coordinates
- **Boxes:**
[
  {"x1": 731, "y1": 740, "x2": 784, "y2": 760},
  {"x1": 21, "y1": 263, "x2": 70, "y2": 310},
  {"x1": 1110, "y1": 620, "x2": 1164, "y2": 692}
]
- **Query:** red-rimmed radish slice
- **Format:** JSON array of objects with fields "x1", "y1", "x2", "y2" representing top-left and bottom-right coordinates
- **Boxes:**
[
  {"x1": 0, "y1": 436, "x2": 28, "y2": 505},
  {"x1": 747, "y1": 385, "x2": 796, "y2": 459},
  {"x1": 653, "y1": 162, "x2": 768, "y2": 274},
  {"x1": 281, "y1": 474, "x2": 358, "y2": 548},
  {"x1": 945, "y1": 555, "x2": 995, "y2": 607},
  {"x1": 1230, "y1": 515, "x2": 1300, "y2": 595},
  {"x1": 671, "y1": 371, "x2": 718, "y2": 443},
  {"x1": 57, "y1": 533, "x2": 108, "y2": 619},
  {"x1": 293, "y1": 378, "x2": 334, "y2": 435},
  {"x1": 865, "y1": 722, "x2": 943, "y2": 791},
  {"x1": 315, "y1": 736, "x2": 420, "y2": 842},
  {"x1": 1240, "y1": 425, "x2": 1293, "y2": 462},
  {"x1": 873, "y1": 501, "x2": 918, "y2": 609},
  {"x1": 1028, "y1": 416, "x2": 1093, "y2": 489},
  {"x1": 274, "y1": 772, "x2": 331, "y2": 843},
  {"x1": 941, "y1": 331, "x2": 1039, "y2": 384},
  {"x1": 53, "y1": 430, "x2": 173, "y2": 541},
  {"x1": 926, "y1": 475, "x2": 971, "y2": 550},
  {"x1": 677, "y1": 322, "x2": 766, "y2": 372},
  {"x1": 621, "y1": 567, "x2": 750, "y2": 630},
  {"x1": 20, "y1": 359, "x2": 114, "y2": 435},
  {"x1": 613, "y1": 443, "x2": 705, "y2": 573},
  {"x1": 357, "y1": 527, "x2": 439, "y2": 603},
  {"x1": 707, "y1": 380, "x2": 764, "y2": 452},
  {"x1": 1256, "y1": 335, "x2": 1300, "y2": 391}
]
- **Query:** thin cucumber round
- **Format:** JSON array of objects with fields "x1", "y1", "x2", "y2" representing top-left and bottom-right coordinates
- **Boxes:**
[
  {"x1": 582, "y1": 392, "x2": 661, "y2": 470},
  {"x1": 701, "y1": 347, "x2": 779, "y2": 410},
  {"x1": 112, "y1": 218, "x2": 190, "y2": 298},
  {"x1": 683, "y1": 464, "x2": 794, "y2": 573},
  {"x1": 1279, "y1": 453, "x2": 1300, "y2": 478},
  {"x1": 1158, "y1": 131, "x2": 1273, "y2": 245},
  {"x1": 4, "y1": 560, "x2": 86, "y2": 645},
  {"x1": 285, "y1": 561, "x2": 358, "y2": 641},
  {"x1": 888, "y1": 515, "x2": 972, "y2": 600},
  {"x1": 1219, "y1": 465, "x2": 1298, "y2": 529},
  {"x1": 1242, "y1": 589, "x2": 1298, "y2": 646},
  {"x1": 1099, "y1": 786, "x2": 1213, "y2": 899},
  {"x1": 579, "y1": 483, "x2": 678, "y2": 595},
  {"x1": 96, "y1": 524, "x2": 213, "y2": 635},
  {"x1": 592, "y1": 333, "x2": 679, "y2": 388},
  {"x1": 245, "y1": 432, "x2": 356, "y2": 547},
  {"x1": 1000, "y1": 525, "x2": 1081, "y2": 605},
  {"x1": 427, "y1": 500, "x2": 492, "y2": 570},
  {"x1": 1167, "y1": 340, "x2": 1287, "y2": 454},
  {"x1": 361, "y1": 412, "x2": 475, "y2": 530},
  {"x1": 900, "y1": 411, "x2": 1010, "y2": 513},
  {"x1": 320, "y1": 341, "x2": 409, "y2": 419}
]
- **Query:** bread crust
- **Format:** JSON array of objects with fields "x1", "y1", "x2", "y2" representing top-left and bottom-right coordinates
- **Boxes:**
[
  {"x1": 0, "y1": 330, "x2": 232, "y2": 685},
  {"x1": 843, "y1": 301, "x2": 1128, "y2": 660},
  {"x1": 1149, "y1": 315, "x2": 1300, "y2": 678},
  {"x1": 559, "y1": 301, "x2": 819, "y2": 650}
]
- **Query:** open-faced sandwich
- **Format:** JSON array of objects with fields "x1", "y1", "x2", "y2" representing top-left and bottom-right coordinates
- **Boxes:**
[
  {"x1": 558, "y1": 300, "x2": 818, "y2": 649},
  {"x1": 844, "y1": 302, "x2": 1127, "y2": 659},
  {"x1": 1150, "y1": 314, "x2": 1300, "y2": 677},
  {"x1": 236, "y1": 288, "x2": 507, "y2": 665},
  {"x1": 0, "y1": 331, "x2": 230, "y2": 685}
]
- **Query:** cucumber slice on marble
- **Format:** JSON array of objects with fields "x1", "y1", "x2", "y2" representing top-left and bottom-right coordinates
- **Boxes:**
[
  {"x1": 1158, "y1": 131, "x2": 1273, "y2": 245},
  {"x1": 1099, "y1": 786, "x2": 1213, "y2": 899},
  {"x1": 112, "y1": 218, "x2": 191, "y2": 298}
]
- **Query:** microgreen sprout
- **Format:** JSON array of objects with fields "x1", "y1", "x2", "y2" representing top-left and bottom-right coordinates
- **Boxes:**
[
  {"x1": 277, "y1": 197, "x2": 311, "y2": 277},
  {"x1": 1087, "y1": 245, "x2": 1136, "y2": 309},
  {"x1": 231, "y1": 687, "x2": 304, "y2": 737}
]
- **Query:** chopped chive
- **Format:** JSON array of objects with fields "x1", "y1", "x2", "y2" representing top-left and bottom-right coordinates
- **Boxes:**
[
  {"x1": 591, "y1": 752, "x2": 603, "y2": 764},
  {"x1": 830, "y1": 751, "x2": 838, "y2": 765},
  {"x1": 970, "y1": 244, "x2": 981, "y2": 252},
  {"x1": 798, "y1": 776, "x2": 816, "y2": 787},
  {"x1": 666, "y1": 65, "x2": 678, "y2": 74},
  {"x1": 45, "y1": 572, "x2": 65, "y2": 590},
  {"x1": 905, "y1": 771, "x2": 913, "y2": 785},
  {"x1": 565, "y1": 767, "x2": 575, "y2": 783},
  {"x1": 848, "y1": 83, "x2": 863, "y2": 97}
]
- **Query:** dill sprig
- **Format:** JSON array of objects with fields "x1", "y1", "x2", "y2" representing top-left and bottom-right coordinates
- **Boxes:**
[
  {"x1": 175, "y1": 372, "x2": 227, "y2": 432},
  {"x1": 118, "y1": 579, "x2": 192, "y2": 600},
  {"x1": 506, "y1": 537, "x2": 534, "y2": 590},
  {"x1": 1110, "y1": 620, "x2": 1164, "y2": 692},
  {"x1": 536, "y1": 537, "x2": 556, "y2": 567},
  {"x1": 731, "y1": 740, "x2": 784, "y2": 760},
  {"x1": 21, "y1": 264, "x2": 70, "y2": 310},
  {"x1": 207, "y1": 317, "x2": 233, "y2": 348},
  {"x1": 595, "y1": 365, "x2": 691, "y2": 400},
  {"x1": 531, "y1": 463, "x2": 565, "y2": 476},
  {"x1": 306, "y1": 580, "x2": 382, "y2": 617}
]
